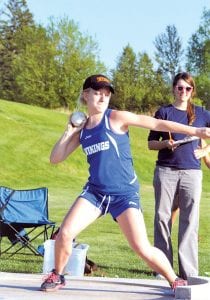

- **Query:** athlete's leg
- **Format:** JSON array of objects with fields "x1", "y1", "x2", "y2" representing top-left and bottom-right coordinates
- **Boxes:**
[
  {"x1": 55, "y1": 197, "x2": 101, "y2": 274},
  {"x1": 117, "y1": 208, "x2": 177, "y2": 284}
]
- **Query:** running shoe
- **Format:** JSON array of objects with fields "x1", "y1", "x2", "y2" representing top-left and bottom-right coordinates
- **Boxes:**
[
  {"x1": 40, "y1": 269, "x2": 65, "y2": 292},
  {"x1": 171, "y1": 277, "x2": 188, "y2": 291}
]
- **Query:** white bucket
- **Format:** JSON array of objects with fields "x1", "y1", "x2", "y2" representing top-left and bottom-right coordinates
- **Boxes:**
[
  {"x1": 65, "y1": 243, "x2": 89, "y2": 276},
  {"x1": 42, "y1": 240, "x2": 89, "y2": 276},
  {"x1": 43, "y1": 239, "x2": 55, "y2": 274}
]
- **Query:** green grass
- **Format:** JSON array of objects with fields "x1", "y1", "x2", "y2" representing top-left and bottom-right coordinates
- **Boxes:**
[{"x1": 0, "y1": 99, "x2": 210, "y2": 278}]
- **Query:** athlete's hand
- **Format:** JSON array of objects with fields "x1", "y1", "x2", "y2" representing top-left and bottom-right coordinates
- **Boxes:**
[{"x1": 195, "y1": 127, "x2": 210, "y2": 139}]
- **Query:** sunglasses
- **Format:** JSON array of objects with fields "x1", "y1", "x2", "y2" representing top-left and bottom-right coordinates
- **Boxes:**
[{"x1": 176, "y1": 86, "x2": 192, "y2": 92}]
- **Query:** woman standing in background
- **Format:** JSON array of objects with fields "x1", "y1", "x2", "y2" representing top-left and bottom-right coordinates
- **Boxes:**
[{"x1": 148, "y1": 72, "x2": 210, "y2": 280}]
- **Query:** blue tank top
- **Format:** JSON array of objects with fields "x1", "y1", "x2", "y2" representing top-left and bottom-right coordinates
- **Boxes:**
[{"x1": 80, "y1": 109, "x2": 139, "y2": 195}]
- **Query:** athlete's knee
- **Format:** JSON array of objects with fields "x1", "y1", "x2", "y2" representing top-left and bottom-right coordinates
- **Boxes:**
[{"x1": 56, "y1": 227, "x2": 74, "y2": 245}]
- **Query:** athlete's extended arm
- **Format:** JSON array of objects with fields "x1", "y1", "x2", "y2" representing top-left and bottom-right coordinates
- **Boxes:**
[{"x1": 112, "y1": 111, "x2": 210, "y2": 139}]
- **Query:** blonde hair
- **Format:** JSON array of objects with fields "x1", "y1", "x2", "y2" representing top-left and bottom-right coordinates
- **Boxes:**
[{"x1": 77, "y1": 89, "x2": 89, "y2": 107}]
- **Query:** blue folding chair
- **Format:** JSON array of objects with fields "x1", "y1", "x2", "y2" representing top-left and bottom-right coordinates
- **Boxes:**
[{"x1": 0, "y1": 186, "x2": 55, "y2": 257}]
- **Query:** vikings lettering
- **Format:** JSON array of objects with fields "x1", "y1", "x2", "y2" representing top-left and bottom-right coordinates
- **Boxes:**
[{"x1": 84, "y1": 141, "x2": 110, "y2": 155}]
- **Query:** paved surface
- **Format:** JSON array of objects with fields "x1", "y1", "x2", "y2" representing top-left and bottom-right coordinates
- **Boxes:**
[
  {"x1": 0, "y1": 273, "x2": 174, "y2": 300},
  {"x1": 0, "y1": 272, "x2": 210, "y2": 300}
]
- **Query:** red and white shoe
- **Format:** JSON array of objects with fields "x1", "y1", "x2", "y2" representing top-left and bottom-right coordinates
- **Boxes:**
[
  {"x1": 40, "y1": 269, "x2": 65, "y2": 292},
  {"x1": 171, "y1": 277, "x2": 188, "y2": 291}
]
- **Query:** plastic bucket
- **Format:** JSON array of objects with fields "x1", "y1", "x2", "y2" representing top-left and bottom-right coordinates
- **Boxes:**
[
  {"x1": 65, "y1": 243, "x2": 89, "y2": 276},
  {"x1": 43, "y1": 239, "x2": 55, "y2": 274},
  {"x1": 42, "y1": 240, "x2": 89, "y2": 276}
]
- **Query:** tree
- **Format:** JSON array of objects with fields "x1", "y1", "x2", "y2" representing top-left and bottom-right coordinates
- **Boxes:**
[
  {"x1": 154, "y1": 25, "x2": 183, "y2": 82},
  {"x1": 111, "y1": 46, "x2": 170, "y2": 113},
  {"x1": 136, "y1": 53, "x2": 170, "y2": 113},
  {"x1": 0, "y1": 0, "x2": 34, "y2": 100},
  {"x1": 186, "y1": 8, "x2": 210, "y2": 108},
  {"x1": 13, "y1": 25, "x2": 59, "y2": 107},
  {"x1": 186, "y1": 8, "x2": 210, "y2": 76},
  {"x1": 195, "y1": 40, "x2": 210, "y2": 109},
  {"x1": 111, "y1": 45, "x2": 137, "y2": 110},
  {"x1": 46, "y1": 17, "x2": 106, "y2": 109},
  {"x1": 195, "y1": 72, "x2": 210, "y2": 109},
  {"x1": 1, "y1": 10, "x2": 106, "y2": 109}
]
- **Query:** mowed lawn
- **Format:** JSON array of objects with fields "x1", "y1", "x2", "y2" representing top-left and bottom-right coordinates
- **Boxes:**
[{"x1": 0, "y1": 99, "x2": 209, "y2": 278}]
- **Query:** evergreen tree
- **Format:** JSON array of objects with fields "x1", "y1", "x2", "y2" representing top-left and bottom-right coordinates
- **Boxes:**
[
  {"x1": 154, "y1": 25, "x2": 183, "y2": 82},
  {"x1": 111, "y1": 45, "x2": 137, "y2": 110},
  {"x1": 136, "y1": 53, "x2": 170, "y2": 113},
  {"x1": 195, "y1": 39, "x2": 210, "y2": 109},
  {"x1": 111, "y1": 46, "x2": 169, "y2": 113},
  {"x1": 186, "y1": 8, "x2": 210, "y2": 109},
  {"x1": 0, "y1": 0, "x2": 34, "y2": 100},
  {"x1": 186, "y1": 8, "x2": 210, "y2": 76}
]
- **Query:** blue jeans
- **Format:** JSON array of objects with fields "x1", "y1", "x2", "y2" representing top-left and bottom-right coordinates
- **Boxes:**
[{"x1": 153, "y1": 166, "x2": 202, "y2": 279}]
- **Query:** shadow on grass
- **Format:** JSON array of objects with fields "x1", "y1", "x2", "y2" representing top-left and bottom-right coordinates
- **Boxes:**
[
  {"x1": 0, "y1": 255, "x2": 154, "y2": 278},
  {"x1": 92, "y1": 264, "x2": 153, "y2": 278}
]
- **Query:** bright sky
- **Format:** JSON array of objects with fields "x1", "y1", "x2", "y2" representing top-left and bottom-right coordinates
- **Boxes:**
[{"x1": 27, "y1": 0, "x2": 209, "y2": 70}]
